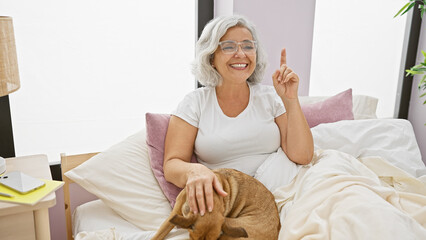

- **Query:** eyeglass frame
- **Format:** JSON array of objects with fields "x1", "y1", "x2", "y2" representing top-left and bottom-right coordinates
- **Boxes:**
[{"x1": 218, "y1": 40, "x2": 257, "y2": 55}]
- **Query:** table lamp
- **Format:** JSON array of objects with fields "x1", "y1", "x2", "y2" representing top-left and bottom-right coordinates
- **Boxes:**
[{"x1": 0, "y1": 16, "x2": 20, "y2": 158}]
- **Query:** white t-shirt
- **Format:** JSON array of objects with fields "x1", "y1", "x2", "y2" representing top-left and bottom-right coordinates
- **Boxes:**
[{"x1": 173, "y1": 83, "x2": 286, "y2": 176}]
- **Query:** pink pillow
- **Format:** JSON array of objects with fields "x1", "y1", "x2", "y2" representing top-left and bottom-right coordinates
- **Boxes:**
[
  {"x1": 145, "y1": 113, "x2": 197, "y2": 207},
  {"x1": 301, "y1": 89, "x2": 354, "y2": 128}
]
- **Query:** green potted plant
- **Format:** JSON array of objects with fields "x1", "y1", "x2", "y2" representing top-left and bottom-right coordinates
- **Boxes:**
[
  {"x1": 406, "y1": 50, "x2": 426, "y2": 105},
  {"x1": 395, "y1": 0, "x2": 426, "y2": 106}
]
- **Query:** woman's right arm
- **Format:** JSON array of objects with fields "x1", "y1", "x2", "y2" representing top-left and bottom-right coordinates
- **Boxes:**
[{"x1": 163, "y1": 116, "x2": 227, "y2": 216}]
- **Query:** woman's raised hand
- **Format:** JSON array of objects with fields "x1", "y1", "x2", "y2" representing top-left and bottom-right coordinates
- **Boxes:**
[
  {"x1": 185, "y1": 164, "x2": 227, "y2": 216},
  {"x1": 272, "y1": 48, "x2": 299, "y2": 99}
]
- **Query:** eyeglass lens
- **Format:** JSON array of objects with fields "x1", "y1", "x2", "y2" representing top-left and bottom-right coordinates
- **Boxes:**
[{"x1": 220, "y1": 41, "x2": 256, "y2": 54}]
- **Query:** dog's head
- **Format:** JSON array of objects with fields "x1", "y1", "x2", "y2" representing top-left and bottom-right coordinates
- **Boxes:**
[{"x1": 169, "y1": 202, "x2": 248, "y2": 240}]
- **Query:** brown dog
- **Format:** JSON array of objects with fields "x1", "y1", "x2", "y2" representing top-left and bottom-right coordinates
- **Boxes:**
[{"x1": 151, "y1": 168, "x2": 280, "y2": 240}]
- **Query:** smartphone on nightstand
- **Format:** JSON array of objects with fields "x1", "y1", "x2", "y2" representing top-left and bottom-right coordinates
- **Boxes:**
[{"x1": 0, "y1": 171, "x2": 46, "y2": 194}]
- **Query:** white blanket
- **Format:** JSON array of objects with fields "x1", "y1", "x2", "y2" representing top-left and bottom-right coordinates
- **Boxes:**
[
  {"x1": 75, "y1": 229, "x2": 188, "y2": 240},
  {"x1": 76, "y1": 149, "x2": 426, "y2": 240},
  {"x1": 274, "y1": 149, "x2": 426, "y2": 240}
]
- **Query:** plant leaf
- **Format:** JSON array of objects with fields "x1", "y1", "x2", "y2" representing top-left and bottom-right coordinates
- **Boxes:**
[
  {"x1": 406, "y1": 70, "x2": 424, "y2": 75},
  {"x1": 411, "y1": 67, "x2": 426, "y2": 71},
  {"x1": 394, "y1": 2, "x2": 412, "y2": 17},
  {"x1": 401, "y1": 2, "x2": 416, "y2": 16}
]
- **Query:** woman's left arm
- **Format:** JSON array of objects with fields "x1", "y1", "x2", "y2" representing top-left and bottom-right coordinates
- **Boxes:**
[{"x1": 272, "y1": 48, "x2": 313, "y2": 165}]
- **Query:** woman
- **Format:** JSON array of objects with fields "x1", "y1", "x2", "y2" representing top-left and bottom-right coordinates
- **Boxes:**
[{"x1": 163, "y1": 15, "x2": 313, "y2": 217}]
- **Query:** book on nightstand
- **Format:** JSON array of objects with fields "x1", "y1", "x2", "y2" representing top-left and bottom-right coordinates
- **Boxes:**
[{"x1": 0, "y1": 177, "x2": 64, "y2": 205}]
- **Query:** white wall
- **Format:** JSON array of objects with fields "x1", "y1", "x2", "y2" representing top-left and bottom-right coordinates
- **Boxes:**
[
  {"x1": 1, "y1": 0, "x2": 196, "y2": 163},
  {"x1": 309, "y1": 0, "x2": 408, "y2": 118},
  {"x1": 214, "y1": 0, "x2": 233, "y2": 17},
  {"x1": 232, "y1": 0, "x2": 316, "y2": 96}
]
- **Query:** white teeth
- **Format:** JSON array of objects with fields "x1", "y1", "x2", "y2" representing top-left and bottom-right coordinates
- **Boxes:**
[{"x1": 231, "y1": 64, "x2": 248, "y2": 68}]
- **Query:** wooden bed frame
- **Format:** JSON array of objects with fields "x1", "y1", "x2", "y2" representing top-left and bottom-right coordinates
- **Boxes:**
[{"x1": 60, "y1": 152, "x2": 99, "y2": 240}]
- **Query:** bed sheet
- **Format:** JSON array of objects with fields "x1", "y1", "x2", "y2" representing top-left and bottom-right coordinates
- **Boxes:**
[
  {"x1": 73, "y1": 199, "x2": 189, "y2": 240},
  {"x1": 72, "y1": 118, "x2": 426, "y2": 239},
  {"x1": 75, "y1": 149, "x2": 426, "y2": 240}
]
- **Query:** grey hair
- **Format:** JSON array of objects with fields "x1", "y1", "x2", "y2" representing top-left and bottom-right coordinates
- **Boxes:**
[{"x1": 192, "y1": 15, "x2": 268, "y2": 87}]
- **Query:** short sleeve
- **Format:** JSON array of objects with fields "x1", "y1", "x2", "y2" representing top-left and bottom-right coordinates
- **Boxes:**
[
  {"x1": 172, "y1": 91, "x2": 200, "y2": 128},
  {"x1": 273, "y1": 95, "x2": 285, "y2": 117},
  {"x1": 270, "y1": 89, "x2": 286, "y2": 118}
]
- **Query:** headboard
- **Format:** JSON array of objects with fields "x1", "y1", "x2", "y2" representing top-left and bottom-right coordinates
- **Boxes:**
[{"x1": 60, "y1": 152, "x2": 99, "y2": 240}]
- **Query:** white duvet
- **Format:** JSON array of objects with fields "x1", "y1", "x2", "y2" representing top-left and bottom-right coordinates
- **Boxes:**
[
  {"x1": 274, "y1": 149, "x2": 426, "y2": 240},
  {"x1": 76, "y1": 149, "x2": 426, "y2": 240},
  {"x1": 75, "y1": 119, "x2": 426, "y2": 239}
]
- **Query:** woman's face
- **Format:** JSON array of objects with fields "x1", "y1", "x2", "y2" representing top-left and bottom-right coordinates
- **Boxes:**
[{"x1": 212, "y1": 26, "x2": 256, "y2": 85}]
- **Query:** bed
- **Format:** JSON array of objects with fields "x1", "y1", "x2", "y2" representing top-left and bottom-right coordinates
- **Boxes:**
[{"x1": 61, "y1": 90, "x2": 426, "y2": 240}]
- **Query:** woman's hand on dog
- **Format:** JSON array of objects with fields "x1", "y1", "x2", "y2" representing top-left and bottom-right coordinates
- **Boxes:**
[{"x1": 186, "y1": 164, "x2": 228, "y2": 216}]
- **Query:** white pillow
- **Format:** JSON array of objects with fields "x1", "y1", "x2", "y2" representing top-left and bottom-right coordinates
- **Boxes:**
[
  {"x1": 73, "y1": 200, "x2": 142, "y2": 235},
  {"x1": 311, "y1": 119, "x2": 425, "y2": 177},
  {"x1": 254, "y1": 148, "x2": 301, "y2": 193},
  {"x1": 352, "y1": 95, "x2": 378, "y2": 119},
  {"x1": 65, "y1": 129, "x2": 172, "y2": 230},
  {"x1": 299, "y1": 94, "x2": 378, "y2": 120}
]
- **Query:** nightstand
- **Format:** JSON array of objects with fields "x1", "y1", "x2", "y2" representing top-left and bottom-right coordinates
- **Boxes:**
[{"x1": 0, "y1": 154, "x2": 56, "y2": 240}]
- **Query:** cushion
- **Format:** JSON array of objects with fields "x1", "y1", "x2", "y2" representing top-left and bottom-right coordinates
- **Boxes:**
[
  {"x1": 64, "y1": 129, "x2": 172, "y2": 230},
  {"x1": 301, "y1": 88, "x2": 354, "y2": 128},
  {"x1": 311, "y1": 118, "x2": 425, "y2": 177},
  {"x1": 352, "y1": 95, "x2": 378, "y2": 119},
  {"x1": 145, "y1": 113, "x2": 198, "y2": 207},
  {"x1": 299, "y1": 93, "x2": 378, "y2": 120}
]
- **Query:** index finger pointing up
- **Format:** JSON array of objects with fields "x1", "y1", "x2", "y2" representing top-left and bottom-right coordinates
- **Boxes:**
[{"x1": 280, "y1": 48, "x2": 287, "y2": 66}]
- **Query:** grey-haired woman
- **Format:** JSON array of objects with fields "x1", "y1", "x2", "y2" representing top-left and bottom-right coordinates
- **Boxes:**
[{"x1": 163, "y1": 15, "x2": 313, "y2": 216}]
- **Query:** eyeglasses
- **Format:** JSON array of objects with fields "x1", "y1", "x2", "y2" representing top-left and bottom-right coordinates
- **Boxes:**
[{"x1": 218, "y1": 40, "x2": 257, "y2": 55}]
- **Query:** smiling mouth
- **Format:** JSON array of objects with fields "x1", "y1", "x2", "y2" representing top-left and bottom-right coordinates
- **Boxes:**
[{"x1": 230, "y1": 63, "x2": 248, "y2": 69}]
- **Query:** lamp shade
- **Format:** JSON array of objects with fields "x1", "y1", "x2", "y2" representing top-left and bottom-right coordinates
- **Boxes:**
[{"x1": 0, "y1": 16, "x2": 20, "y2": 97}]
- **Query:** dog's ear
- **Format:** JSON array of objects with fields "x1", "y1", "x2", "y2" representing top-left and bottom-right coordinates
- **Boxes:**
[
  {"x1": 169, "y1": 214, "x2": 196, "y2": 229},
  {"x1": 222, "y1": 219, "x2": 248, "y2": 238}
]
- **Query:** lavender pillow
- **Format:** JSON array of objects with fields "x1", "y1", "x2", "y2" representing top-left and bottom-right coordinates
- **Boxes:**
[
  {"x1": 145, "y1": 113, "x2": 197, "y2": 207},
  {"x1": 301, "y1": 89, "x2": 354, "y2": 128}
]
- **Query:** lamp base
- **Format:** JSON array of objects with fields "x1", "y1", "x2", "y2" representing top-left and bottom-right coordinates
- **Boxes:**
[{"x1": 0, "y1": 95, "x2": 15, "y2": 158}]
